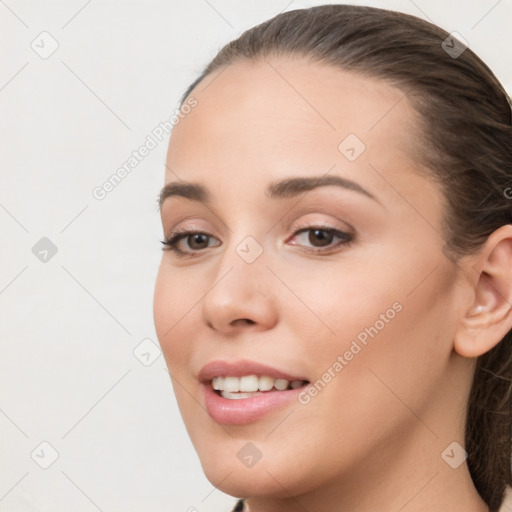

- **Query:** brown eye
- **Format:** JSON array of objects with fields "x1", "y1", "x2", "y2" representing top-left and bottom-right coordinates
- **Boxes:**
[
  {"x1": 308, "y1": 229, "x2": 334, "y2": 247},
  {"x1": 187, "y1": 233, "x2": 210, "y2": 250},
  {"x1": 289, "y1": 225, "x2": 353, "y2": 253},
  {"x1": 161, "y1": 230, "x2": 220, "y2": 256}
]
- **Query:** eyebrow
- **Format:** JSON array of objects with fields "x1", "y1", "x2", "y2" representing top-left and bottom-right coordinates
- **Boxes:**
[{"x1": 158, "y1": 175, "x2": 380, "y2": 210}]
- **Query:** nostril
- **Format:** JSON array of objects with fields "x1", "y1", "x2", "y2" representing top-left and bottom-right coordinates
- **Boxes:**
[{"x1": 232, "y1": 318, "x2": 255, "y2": 326}]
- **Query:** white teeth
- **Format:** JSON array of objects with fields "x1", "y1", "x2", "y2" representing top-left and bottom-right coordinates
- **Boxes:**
[
  {"x1": 240, "y1": 375, "x2": 259, "y2": 392},
  {"x1": 212, "y1": 377, "x2": 223, "y2": 391},
  {"x1": 223, "y1": 376, "x2": 240, "y2": 392},
  {"x1": 210, "y1": 375, "x2": 307, "y2": 394},
  {"x1": 274, "y1": 378, "x2": 289, "y2": 391},
  {"x1": 221, "y1": 391, "x2": 260, "y2": 399},
  {"x1": 258, "y1": 375, "x2": 274, "y2": 391}
]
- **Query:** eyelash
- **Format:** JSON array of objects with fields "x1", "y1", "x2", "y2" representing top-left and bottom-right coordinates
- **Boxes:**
[{"x1": 160, "y1": 224, "x2": 353, "y2": 257}]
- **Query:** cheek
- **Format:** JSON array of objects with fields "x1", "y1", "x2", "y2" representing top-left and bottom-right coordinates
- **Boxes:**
[
  {"x1": 304, "y1": 260, "x2": 456, "y2": 431},
  {"x1": 153, "y1": 261, "x2": 193, "y2": 374},
  {"x1": 272, "y1": 253, "x2": 406, "y2": 368},
  {"x1": 154, "y1": 263, "x2": 204, "y2": 431}
]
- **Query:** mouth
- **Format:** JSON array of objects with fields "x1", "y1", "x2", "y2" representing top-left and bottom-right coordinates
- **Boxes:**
[
  {"x1": 210, "y1": 375, "x2": 309, "y2": 399},
  {"x1": 198, "y1": 359, "x2": 311, "y2": 425}
]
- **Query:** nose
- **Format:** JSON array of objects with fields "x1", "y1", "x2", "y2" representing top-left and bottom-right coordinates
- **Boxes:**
[{"x1": 201, "y1": 238, "x2": 279, "y2": 334}]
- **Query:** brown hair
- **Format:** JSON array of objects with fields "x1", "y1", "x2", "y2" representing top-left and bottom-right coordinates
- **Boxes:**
[{"x1": 178, "y1": 5, "x2": 512, "y2": 510}]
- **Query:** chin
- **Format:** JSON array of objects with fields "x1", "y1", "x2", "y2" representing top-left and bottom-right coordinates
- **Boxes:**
[
  {"x1": 194, "y1": 437, "x2": 325, "y2": 500},
  {"x1": 201, "y1": 461, "x2": 298, "y2": 499}
]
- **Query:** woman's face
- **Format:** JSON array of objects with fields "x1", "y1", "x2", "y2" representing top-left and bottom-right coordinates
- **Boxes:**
[{"x1": 154, "y1": 57, "x2": 468, "y2": 499}]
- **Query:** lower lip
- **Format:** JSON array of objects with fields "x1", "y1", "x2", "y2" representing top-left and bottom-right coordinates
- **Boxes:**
[{"x1": 202, "y1": 382, "x2": 307, "y2": 425}]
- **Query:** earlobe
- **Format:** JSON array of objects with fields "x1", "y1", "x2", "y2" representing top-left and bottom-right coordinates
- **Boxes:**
[{"x1": 453, "y1": 225, "x2": 512, "y2": 359}]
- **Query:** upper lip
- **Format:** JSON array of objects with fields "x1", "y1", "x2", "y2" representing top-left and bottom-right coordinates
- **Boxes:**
[{"x1": 198, "y1": 359, "x2": 309, "y2": 383}]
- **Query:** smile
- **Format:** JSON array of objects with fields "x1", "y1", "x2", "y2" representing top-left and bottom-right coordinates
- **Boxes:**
[
  {"x1": 211, "y1": 375, "x2": 308, "y2": 399},
  {"x1": 198, "y1": 360, "x2": 311, "y2": 424}
]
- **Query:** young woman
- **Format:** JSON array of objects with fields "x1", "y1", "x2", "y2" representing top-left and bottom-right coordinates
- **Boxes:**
[{"x1": 153, "y1": 5, "x2": 512, "y2": 511}]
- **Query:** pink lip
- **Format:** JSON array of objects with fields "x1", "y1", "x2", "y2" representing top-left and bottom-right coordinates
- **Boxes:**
[
  {"x1": 202, "y1": 382, "x2": 307, "y2": 425},
  {"x1": 198, "y1": 359, "x2": 310, "y2": 425},
  {"x1": 197, "y1": 359, "x2": 308, "y2": 383}
]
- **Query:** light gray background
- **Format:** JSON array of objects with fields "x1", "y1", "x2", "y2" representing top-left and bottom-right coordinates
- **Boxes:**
[{"x1": 1, "y1": 0, "x2": 511, "y2": 511}]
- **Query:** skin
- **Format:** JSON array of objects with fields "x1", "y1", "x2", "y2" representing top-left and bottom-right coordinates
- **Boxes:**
[{"x1": 153, "y1": 56, "x2": 512, "y2": 512}]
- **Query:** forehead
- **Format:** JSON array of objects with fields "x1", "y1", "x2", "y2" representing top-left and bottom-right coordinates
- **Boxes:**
[{"x1": 167, "y1": 56, "x2": 419, "y2": 171}]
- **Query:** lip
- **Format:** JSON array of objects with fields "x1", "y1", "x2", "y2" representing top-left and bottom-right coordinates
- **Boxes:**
[
  {"x1": 198, "y1": 359, "x2": 308, "y2": 383},
  {"x1": 202, "y1": 382, "x2": 308, "y2": 425},
  {"x1": 198, "y1": 359, "x2": 310, "y2": 425}
]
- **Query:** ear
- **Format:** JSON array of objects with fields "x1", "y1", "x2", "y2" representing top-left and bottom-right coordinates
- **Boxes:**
[{"x1": 454, "y1": 224, "x2": 512, "y2": 358}]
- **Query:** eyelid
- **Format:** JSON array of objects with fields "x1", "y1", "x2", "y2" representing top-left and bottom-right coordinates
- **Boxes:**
[{"x1": 285, "y1": 210, "x2": 355, "y2": 235}]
